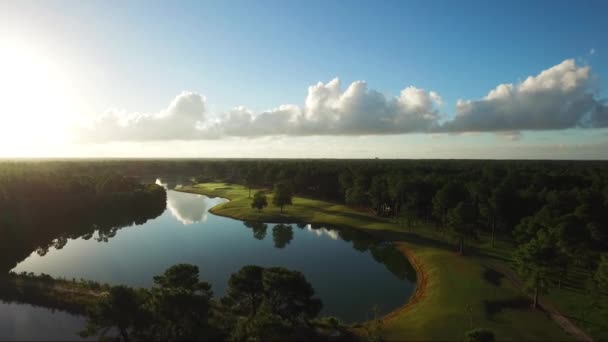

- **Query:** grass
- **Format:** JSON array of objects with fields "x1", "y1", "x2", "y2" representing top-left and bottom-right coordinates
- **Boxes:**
[
  {"x1": 547, "y1": 276, "x2": 608, "y2": 340},
  {"x1": 377, "y1": 242, "x2": 569, "y2": 341},
  {"x1": 178, "y1": 183, "x2": 575, "y2": 341},
  {"x1": 179, "y1": 183, "x2": 421, "y2": 231}
]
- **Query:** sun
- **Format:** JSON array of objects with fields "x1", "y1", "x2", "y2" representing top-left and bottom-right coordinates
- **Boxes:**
[{"x1": 0, "y1": 36, "x2": 79, "y2": 156}]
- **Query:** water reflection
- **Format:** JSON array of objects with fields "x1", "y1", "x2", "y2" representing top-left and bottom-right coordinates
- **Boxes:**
[
  {"x1": 0, "y1": 189, "x2": 166, "y2": 274},
  {"x1": 156, "y1": 178, "x2": 229, "y2": 225},
  {"x1": 243, "y1": 221, "x2": 417, "y2": 283},
  {"x1": 0, "y1": 302, "x2": 89, "y2": 341},
  {"x1": 243, "y1": 222, "x2": 268, "y2": 240},
  {"x1": 166, "y1": 191, "x2": 228, "y2": 225},
  {"x1": 8, "y1": 190, "x2": 416, "y2": 324},
  {"x1": 272, "y1": 224, "x2": 294, "y2": 248},
  {"x1": 153, "y1": 177, "x2": 194, "y2": 190},
  {"x1": 304, "y1": 224, "x2": 339, "y2": 240}
]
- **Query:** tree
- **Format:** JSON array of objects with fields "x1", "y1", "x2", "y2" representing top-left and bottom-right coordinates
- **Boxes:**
[
  {"x1": 149, "y1": 264, "x2": 215, "y2": 340},
  {"x1": 224, "y1": 265, "x2": 265, "y2": 316},
  {"x1": 152, "y1": 264, "x2": 212, "y2": 293},
  {"x1": 245, "y1": 169, "x2": 257, "y2": 198},
  {"x1": 81, "y1": 285, "x2": 144, "y2": 341},
  {"x1": 230, "y1": 309, "x2": 292, "y2": 342},
  {"x1": 223, "y1": 265, "x2": 323, "y2": 338},
  {"x1": 447, "y1": 202, "x2": 477, "y2": 255},
  {"x1": 338, "y1": 171, "x2": 353, "y2": 196},
  {"x1": 262, "y1": 267, "x2": 322, "y2": 323},
  {"x1": 369, "y1": 176, "x2": 390, "y2": 216},
  {"x1": 344, "y1": 172, "x2": 370, "y2": 207},
  {"x1": 595, "y1": 254, "x2": 608, "y2": 293},
  {"x1": 251, "y1": 191, "x2": 268, "y2": 211},
  {"x1": 272, "y1": 182, "x2": 293, "y2": 213},
  {"x1": 387, "y1": 174, "x2": 408, "y2": 220},
  {"x1": 514, "y1": 231, "x2": 560, "y2": 309},
  {"x1": 464, "y1": 328, "x2": 495, "y2": 342},
  {"x1": 345, "y1": 186, "x2": 368, "y2": 207},
  {"x1": 433, "y1": 182, "x2": 467, "y2": 228},
  {"x1": 468, "y1": 182, "x2": 496, "y2": 246}
]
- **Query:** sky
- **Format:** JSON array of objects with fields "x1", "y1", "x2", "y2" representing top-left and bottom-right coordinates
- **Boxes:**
[{"x1": 0, "y1": 0, "x2": 607, "y2": 159}]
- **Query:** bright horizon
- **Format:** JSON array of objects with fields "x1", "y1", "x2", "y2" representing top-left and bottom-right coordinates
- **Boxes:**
[{"x1": 1, "y1": 0, "x2": 607, "y2": 159}]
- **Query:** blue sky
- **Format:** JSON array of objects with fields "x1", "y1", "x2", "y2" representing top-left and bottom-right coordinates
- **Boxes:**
[{"x1": 0, "y1": 0, "x2": 607, "y2": 158}]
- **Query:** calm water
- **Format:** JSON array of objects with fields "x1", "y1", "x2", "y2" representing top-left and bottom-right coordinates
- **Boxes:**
[
  {"x1": 0, "y1": 302, "x2": 89, "y2": 341},
  {"x1": 4, "y1": 183, "x2": 415, "y2": 338}
]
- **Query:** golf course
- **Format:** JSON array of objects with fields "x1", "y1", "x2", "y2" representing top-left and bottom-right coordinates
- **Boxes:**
[{"x1": 178, "y1": 182, "x2": 589, "y2": 341}]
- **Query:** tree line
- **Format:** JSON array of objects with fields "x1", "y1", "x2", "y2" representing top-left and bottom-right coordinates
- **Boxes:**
[
  {"x1": 80, "y1": 263, "x2": 347, "y2": 341},
  {"x1": 0, "y1": 168, "x2": 166, "y2": 273},
  {"x1": 205, "y1": 159, "x2": 608, "y2": 307}
]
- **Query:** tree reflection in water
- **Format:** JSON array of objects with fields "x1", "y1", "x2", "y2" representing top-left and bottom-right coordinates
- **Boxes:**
[
  {"x1": 0, "y1": 187, "x2": 166, "y2": 275},
  {"x1": 242, "y1": 221, "x2": 417, "y2": 283}
]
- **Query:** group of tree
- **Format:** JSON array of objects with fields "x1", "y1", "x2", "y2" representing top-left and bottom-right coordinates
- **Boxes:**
[
  {"x1": 250, "y1": 181, "x2": 293, "y2": 213},
  {"x1": 82, "y1": 263, "x2": 328, "y2": 341},
  {"x1": 223, "y1": 159, "x2": 608, "y2": 304},
  {"x1": 2, "y1": 159, "x2": 608, "y2": 311},
  {"x1": 0, "y1": 167, "x2": 166, "y2": 273}
]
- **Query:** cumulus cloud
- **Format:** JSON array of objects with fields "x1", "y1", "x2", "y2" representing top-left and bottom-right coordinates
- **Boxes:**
[
  {"x1": 78, "y1": 79, "x2": 441, "y2": 141},
  {"x1": 81, "y1": 91, "x2": 207, "y2": 141},
  {"x1": 78, "y1": 59, "x2": 608, "y2": 142},
  {"x1": 442, "y1": 59, "x2": 608, "y2": 133},
  {"x1": 203, "y1": 78, "x2": 442, "y2": 137}
]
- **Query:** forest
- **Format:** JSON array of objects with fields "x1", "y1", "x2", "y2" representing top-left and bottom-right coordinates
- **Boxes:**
[
  {"x1": 1, "y1": 159, "x2": 607, "y2": 341},
  {"x1": 2, "y1": 159, "x2": 608, "y2": 295},
  {"x1": 0, "y1": 167, "x2": 167, "y2": 273}
]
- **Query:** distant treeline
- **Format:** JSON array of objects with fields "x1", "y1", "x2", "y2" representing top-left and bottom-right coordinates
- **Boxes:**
[{"x1": 0, "y1": 168, "x2": 166, "y2": 273}]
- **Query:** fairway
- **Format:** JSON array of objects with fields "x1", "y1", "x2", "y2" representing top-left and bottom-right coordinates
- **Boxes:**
[{"x1": 179, "y1": 183, "x2": 573, "y2": 341}]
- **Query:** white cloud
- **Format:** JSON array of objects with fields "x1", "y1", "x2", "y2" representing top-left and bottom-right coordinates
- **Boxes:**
[
  {"x1": 590, "y1": 48, "x2": 596, "y2": 55},
  {"x1": 78, "y1": 59, "x2": 607, "y2": 142},
  {"x1": 203, "y1": 78, "x2": 442, "y2": 137},
  {"x1": 496, "y1": 131, "x2": 522, "y2": 141},
  {"x1": 443, "y1": 59, "x2": 608, "y2": 132},
  {"x1": 81, "y1": 91, "x2": 207, "y2": 141}
]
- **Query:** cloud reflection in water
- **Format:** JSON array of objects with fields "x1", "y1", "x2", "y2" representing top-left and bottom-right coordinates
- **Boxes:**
[
  {"x1": 305, "y1": 224, "x2": 339, "y2": 240},
  {"x1": 164, "y1": 187, "x2": 228, "y2": 225}
]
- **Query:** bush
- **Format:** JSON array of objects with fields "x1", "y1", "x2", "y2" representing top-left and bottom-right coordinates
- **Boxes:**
[{"x1": 464, "y1": 328, "x2": 495, "y2": 342}]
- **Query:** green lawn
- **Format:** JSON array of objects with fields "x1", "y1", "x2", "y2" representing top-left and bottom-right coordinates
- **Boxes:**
[
  {"x1": 378, "y1": 242, "x2": 569, "y2": 341},
  {"x1": 178, "y1": 183, "x2": 419, "y2": 231},
  {"x1": 177, "y1": 183, "x2": 578, "y2": 341},
  {"x1": 547, "y1": 274, "x2": 608, "y2": 340}
]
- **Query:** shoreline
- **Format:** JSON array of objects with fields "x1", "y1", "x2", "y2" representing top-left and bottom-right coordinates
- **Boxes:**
[
  {"x1": 177, "y1": 182, "x2": 576, "y2": 341},
  {"x1": 379, "y1": 242, "x2": 427, "y2": 324},
  {"x1": 176, "y1": 185, "x2": 426, "y2": 327}
]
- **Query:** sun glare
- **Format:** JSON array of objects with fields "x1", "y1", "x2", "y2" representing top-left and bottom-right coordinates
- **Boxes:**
[{"x1": 0, "y1": 36, "x2": 78, "y2": 156}]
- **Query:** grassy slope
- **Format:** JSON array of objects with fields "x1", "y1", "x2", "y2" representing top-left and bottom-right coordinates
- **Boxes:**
[
  {"x1": 547, "y1": 274, "x2": 608, "y2": 339},
  {"x1": 178, "y1": 183, "x2": 572, "y2": 341}
]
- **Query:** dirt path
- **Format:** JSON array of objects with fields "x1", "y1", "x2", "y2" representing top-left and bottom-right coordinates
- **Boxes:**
[{"x1": 491, "y1": 262, "x2": 593, "y2": 342}]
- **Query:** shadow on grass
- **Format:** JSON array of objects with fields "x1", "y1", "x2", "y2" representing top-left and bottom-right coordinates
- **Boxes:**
[
  {"x1": 483, "y1": 296, "x2": 532, "y2": 319},
  {"x1": 297, "y1": 204, "x2": 389, "y2": 225},
  {"x1": 354, "y1": 227, "x2": 459, "y2": 252},
  {"x1": 482, "y1": 266, "x2": 505, "y2": 287},
  {"x1": 473, "y1": 248, "x2": 513, "y2": 263}
]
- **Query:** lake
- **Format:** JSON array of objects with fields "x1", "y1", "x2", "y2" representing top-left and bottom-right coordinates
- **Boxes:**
[{"x1": 3, "y1": 182, "x2": 416, "y2": 339}]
